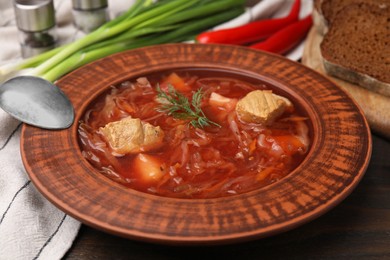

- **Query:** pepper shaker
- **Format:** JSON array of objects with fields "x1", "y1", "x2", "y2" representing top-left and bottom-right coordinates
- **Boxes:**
[
  {"x1": 13, "y1": 0, "x2": 57, "y2": 58},
  {"x1": 72, "y1": 0, "x2": 109, "y2": 33}
]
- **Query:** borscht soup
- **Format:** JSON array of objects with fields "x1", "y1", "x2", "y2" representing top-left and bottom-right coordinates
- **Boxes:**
[{"x1": 78, "y1": 69, "x2": 311, "y2": 199}]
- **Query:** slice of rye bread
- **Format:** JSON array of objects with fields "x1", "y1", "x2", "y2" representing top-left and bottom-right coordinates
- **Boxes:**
[
  {"x1": 320, "y1": 3, "x2": 390, "y2": 97},
  {"x1": 313, "y1": 0, "x2": 390, "y2": 34}
]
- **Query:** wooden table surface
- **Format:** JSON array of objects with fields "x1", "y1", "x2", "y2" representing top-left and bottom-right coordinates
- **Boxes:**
[
  {"x1": 64, "y1": 133, "x2": 390, "y2": 259},
  {"x1": 64, "y1": 1, "x2": 389, "y2": 257}
]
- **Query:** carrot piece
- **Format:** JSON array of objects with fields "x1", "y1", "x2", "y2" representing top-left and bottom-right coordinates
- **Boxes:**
[
  {"x1": 249, "y1": 139, "x2": 257, "y2": 155},
  {"x1": 256, "y1": 167, "x2": 274, "y2": 182},
  {"x1": 273, "y1": 135, "x2": 304, "y2": 155},
  {"x1": 163, "y1": 72, "x2": 191, "y2": 92}
]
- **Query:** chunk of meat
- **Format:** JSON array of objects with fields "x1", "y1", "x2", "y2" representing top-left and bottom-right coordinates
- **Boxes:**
[
  {"x1": 100, "y1": 117, "x2": 164, "y2": 155},
  {"x1": 235, "y1": 90, "x2": 293, "y2": 125}
]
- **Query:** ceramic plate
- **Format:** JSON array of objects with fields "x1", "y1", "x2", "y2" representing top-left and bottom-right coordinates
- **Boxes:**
[{"x1": 21, "y1": 44, "x2": 371, "y2": 245}]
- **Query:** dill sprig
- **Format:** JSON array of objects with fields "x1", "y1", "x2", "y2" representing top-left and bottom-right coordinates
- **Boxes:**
[{"x1": 156, "y1": 85, "x2": 220, "y2": 129}]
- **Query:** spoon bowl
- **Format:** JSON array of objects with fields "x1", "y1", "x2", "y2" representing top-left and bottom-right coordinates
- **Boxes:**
[{"x1": 0, "y1": 76, "x2": 74, "y2": 129}]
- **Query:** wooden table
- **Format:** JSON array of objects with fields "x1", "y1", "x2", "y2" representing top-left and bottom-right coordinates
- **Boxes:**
[
  {"x1": 64, "y1": 1, "x2": 390, "y2": 257},
  {"x1": 65, "y1": 134, "x2": 390, "y2": 259}
]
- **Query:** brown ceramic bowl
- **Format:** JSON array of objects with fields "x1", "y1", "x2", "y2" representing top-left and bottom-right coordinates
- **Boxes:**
[{"x1": 21, "y1": 44, "x2": 372, "y2": 245}]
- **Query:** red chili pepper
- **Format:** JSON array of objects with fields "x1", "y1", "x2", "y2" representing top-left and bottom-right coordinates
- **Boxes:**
[
  {"x1": 196, "y1": 0, "x2": 301, "y2": 45},
  {"x1": 249, "y1": 15, "x2": 313, "y2": 55}
]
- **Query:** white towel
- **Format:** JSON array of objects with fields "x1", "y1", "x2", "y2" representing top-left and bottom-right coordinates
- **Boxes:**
[
  {"x1": 0, "y1": 1, "x2": 134, "y2": 259},
  {"x1": 0, "y1": 1, "x2": 312, "y2": 259}
]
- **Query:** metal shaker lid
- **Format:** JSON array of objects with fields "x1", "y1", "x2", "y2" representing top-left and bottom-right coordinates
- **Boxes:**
[
  {"x1": 72, "y1": 0, "x2": 108, "y2": 10},
  {"x1": 14, "y1": 0, "x2": 56, "y2": 32}
]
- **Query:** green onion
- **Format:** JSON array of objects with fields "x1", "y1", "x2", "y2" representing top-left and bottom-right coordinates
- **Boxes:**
[
  {"x1": 32, "y1": 0, "x2": 192, "y2": 76},
  {"x1": 0, "y1": 0, "x2": 245, "y2": 83},
  {"x1": 156, "y1": 0, "x2": 246, "y2": 27}
]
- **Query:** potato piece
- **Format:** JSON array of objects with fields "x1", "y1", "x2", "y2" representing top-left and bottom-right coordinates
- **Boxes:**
[
  {"x1": 236, "y1": 90, "x2": 293, "y2": 125},
  {"x1": 100, "y1": 117, "x2": 164, "y2": 155},
  {"x1": 133, "y1": 153, "x2": 166, "y2": 182},
  {"x1": 209, "y1": 92, "x2": 237, "y2": 112}
]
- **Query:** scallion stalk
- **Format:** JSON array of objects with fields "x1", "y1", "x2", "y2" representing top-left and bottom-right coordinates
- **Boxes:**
[
  {"x1": 31, "y1": 0, "x2": 197, "y2": 77},
  {"x1": 0, "y1": 0, "x2": 245, "y2": 83},
  {"x1": 155, "y1": 0, "x2": 246, "y2": 27},
  {"x1": 42, "y1": 8, "x2": 244, "y2": 82}
]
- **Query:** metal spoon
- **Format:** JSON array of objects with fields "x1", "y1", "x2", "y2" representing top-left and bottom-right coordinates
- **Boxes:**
[{"x1": 0, "y1": 76, "x2": 74, "y2": 129}]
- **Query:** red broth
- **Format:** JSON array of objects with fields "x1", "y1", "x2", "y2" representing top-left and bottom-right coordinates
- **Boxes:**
[{"x1": 78, "y1": 69, "x2": 311, "y2": 199}]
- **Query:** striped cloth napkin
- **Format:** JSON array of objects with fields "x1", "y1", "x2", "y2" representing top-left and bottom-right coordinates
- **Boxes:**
[{"x1": 0, "y1": 1, "x2": 312, "y2": 259}]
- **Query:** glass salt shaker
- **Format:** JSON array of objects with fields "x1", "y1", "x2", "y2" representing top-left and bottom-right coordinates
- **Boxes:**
[
  {"x1": 13, "y1": 0, "x2": 57, "y2": 58},
  {"x1": 72, "y1": 0, "x2": 109, "y2": 33}
]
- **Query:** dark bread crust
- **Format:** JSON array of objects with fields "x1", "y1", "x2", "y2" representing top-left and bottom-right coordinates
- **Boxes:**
[
  {"x1": 320, "y1": 3, "x2": 390, "y2": 96},
  {"x1": 321, "y1": 0, "x2": 390, "y2": 24},
  {"x1": 313, "y1": 0, "x2": 390, "y2": 34}
]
